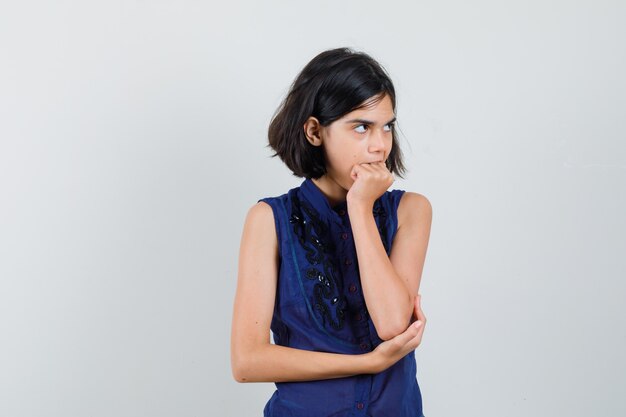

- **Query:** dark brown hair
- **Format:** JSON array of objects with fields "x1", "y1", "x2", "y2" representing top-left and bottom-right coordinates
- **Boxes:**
[{"x1": 267, "y1": 47, "x2": 407, "y2": 179}]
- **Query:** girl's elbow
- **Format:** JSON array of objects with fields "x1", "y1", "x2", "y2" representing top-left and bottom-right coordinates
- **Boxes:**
[
  {"x1": 377, "y1": 322, "x2": 407, "y2": 341},
  {"x1": 231, "y1": 354, "x2": 252, "y2": 383},
  {"x1": 231, "y1": 344, "x2": 267, "y2": 383},
  {"x1": 231, "y1": 346, "x2": 253, "y2": 383},
  {"x1": 377, "y1": 331, "x2": 394, "y2": 341},
  {"x1": 232, "y1": 369, "x2": 250, "y2": 383},
  {"x1": 377, "y1": 315, "x2": 413, "y2": 340}
]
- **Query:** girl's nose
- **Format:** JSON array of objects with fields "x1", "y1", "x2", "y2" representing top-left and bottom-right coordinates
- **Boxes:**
[{"x1": 368, "y1": 130, "x2": 387, "y2": 154}]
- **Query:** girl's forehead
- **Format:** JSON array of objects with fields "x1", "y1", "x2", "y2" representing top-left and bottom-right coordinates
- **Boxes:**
[{"x1": 342, "y1": 95, "x2": 395, "y2": 119}]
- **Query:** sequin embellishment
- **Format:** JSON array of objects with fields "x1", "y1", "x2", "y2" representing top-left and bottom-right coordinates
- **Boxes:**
[{"x1": 289, "y1": 195, "x2": 347, "y2": 331}]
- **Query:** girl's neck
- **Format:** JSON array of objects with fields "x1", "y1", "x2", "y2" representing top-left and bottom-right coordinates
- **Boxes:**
[{"x1": 311, "y1": 175, "x2": 347, "y2": 208}]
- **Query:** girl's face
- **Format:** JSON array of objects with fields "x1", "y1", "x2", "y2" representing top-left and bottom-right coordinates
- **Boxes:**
[{"x1": 318, "y1": 94, "x2": 395, "y2": 190}]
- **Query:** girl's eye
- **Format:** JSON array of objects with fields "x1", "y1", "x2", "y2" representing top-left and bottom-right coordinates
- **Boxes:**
[
  {"x1": 384, "y1": 123, "x2": 395, "y2": 132},
  {"x1": 354, "y1": 123, "x2": 395, "y2": 133}
]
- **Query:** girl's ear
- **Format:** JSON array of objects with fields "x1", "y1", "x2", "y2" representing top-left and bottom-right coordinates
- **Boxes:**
[{"x1": 303, "y1": 117, "x2": 323, "y2": 146}]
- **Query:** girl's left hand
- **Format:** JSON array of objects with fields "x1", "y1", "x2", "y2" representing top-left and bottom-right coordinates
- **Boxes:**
[
  {"x1": 346, "y1": 161, "x2": 394, "y2": 207},
  {"x1": 369, "y1": 295, "x2": 426, "y2": 373}
]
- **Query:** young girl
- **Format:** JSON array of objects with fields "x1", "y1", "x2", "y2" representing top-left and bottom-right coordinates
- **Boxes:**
[{"x1": 231, "y1": 47, "x2": 432, "y2": 417}]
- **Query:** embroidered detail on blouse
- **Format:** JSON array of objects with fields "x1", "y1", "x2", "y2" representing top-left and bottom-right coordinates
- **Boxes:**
[{"x1": 290, "y1": 194, "x2": 347, "y2": 331}]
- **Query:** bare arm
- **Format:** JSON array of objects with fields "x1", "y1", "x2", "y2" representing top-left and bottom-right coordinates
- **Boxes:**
[
  {"x1": 348, "y1": 192, "x2": 432, "y2": 340},
  {"x1": 230, "y1": 201, "x2": 424, "y2": 383}
]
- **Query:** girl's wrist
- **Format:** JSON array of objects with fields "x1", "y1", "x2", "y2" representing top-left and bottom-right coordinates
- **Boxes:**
[
  {"x1": 347, "y1": 199, "x2": 373, "y2": 215},
  {"x1": 362, "y1": 351, "x2": 384, "y2": 374}
]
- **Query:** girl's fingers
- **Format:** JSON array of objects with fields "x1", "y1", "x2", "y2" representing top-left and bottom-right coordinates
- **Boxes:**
[
  {"x1": 406, "y1": 321, "x2": 423, "y2": 348},
  {"x1": 350, "y1": 167, "x2": 358, "y2": 180},
  {"x1": 371, "y1": 162, "x2": 393, "y2": 177},
  {"x1": 397, "y1": 319, "x2": 421, "y2": 344},
  {"x1": 352, "y1": 163, "x2": 372, "y2": 178},
  {"x1": 368, "y1": 163, "x2": 389, "y2": 177},
  {"x1": 413, "y1": 294, "x2": 425, "y2": 322},
  {"x1": 354, "y1": 162, "x2": 391, "y2": 182},
  {"x1": 416, "y1": 295, "x2": 426, "y2": 324}
]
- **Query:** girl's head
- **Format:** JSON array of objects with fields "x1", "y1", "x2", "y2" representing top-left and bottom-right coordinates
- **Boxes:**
[{"x1": 267, "y1": 47, "x2": 407, "y2": 188}]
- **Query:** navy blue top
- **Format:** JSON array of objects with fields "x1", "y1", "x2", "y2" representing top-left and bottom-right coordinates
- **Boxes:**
[{"x1": 257, "y1": 177, "x2": 424, "y2": 417}]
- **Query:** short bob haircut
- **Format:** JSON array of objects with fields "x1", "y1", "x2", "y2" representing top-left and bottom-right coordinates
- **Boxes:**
[{"x1": 267, "y1": 47, "x2": 407, "y2": 179}]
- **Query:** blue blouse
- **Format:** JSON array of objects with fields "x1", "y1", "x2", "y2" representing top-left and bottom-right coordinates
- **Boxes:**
[{"x1": 258, "y1": 177, "x2": 425, "y2": 417}]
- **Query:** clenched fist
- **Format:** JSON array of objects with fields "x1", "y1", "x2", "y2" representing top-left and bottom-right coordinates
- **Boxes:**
[{"x1": 346, "y1": 161, "x2": 394, "y2": 207}]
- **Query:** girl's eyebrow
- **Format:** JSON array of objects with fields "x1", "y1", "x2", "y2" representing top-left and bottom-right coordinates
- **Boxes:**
[{"x1": 344, "y1": 116, "x2": 397, "y2": 125}]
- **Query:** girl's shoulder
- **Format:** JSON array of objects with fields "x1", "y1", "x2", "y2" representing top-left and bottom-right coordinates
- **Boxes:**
[
  {"x1": 250, "y1": 185, "x2": 300, "y2": 256},
  {"x1": 395, "y1": 191, "x2": 433, "y2": 231},
  {"x1": 396, "y1": 190, "x2": 431, "y2": 211},
  {"x1": 257, "y1": 182, "x2": 302, "y2": 204}
]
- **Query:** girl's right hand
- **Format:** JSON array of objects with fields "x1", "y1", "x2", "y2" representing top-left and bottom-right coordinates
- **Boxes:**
[{"x1": 369, "y1": 294, "x2": 426, "y2": 373}]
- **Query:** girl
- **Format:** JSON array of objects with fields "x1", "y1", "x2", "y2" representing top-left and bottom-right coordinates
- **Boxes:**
[{"x1": 231, "y1": 47, "x2": 432, "y2": 417}]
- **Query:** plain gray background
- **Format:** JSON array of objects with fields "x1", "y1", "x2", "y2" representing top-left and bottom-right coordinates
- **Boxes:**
[{"x1": 1, "y1": 1, "x2": 625, "y2": 416}]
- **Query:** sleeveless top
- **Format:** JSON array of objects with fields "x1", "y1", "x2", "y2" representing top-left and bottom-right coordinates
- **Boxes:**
[{"x1": 258, "y1": 177, "x2": 425, "y2": 417}]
